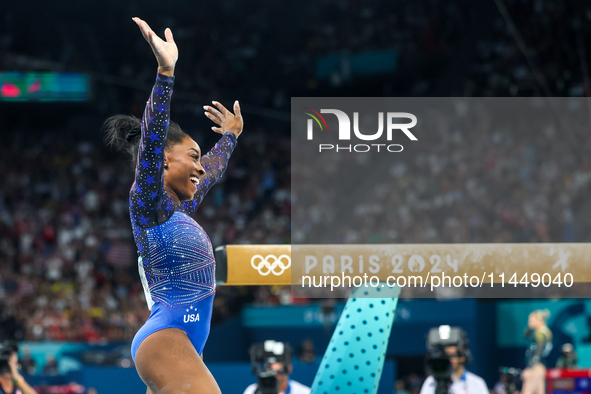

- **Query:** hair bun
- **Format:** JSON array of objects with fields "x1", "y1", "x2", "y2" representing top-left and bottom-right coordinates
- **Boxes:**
[{"x1": 125, "y1": 127, "x2": 142, "y2": 143}]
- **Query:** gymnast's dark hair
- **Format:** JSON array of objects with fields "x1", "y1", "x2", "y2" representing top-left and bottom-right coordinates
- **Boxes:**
[{"x1": 103, "y1": 115, "x2": 188, "y2": 170}]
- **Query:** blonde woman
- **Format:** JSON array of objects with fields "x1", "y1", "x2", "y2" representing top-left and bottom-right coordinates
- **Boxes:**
[{"x1": 521, "y1": 310, "x2": 552, "y2": 394}]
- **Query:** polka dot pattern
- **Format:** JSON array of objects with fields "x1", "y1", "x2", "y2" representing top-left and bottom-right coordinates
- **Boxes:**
[{"x1": 311, "y1": 284, "x2": 400, "y2": 394}]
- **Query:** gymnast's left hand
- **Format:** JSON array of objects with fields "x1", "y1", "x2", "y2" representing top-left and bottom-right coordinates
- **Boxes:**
[
  {"x1": 204, "y1": 100, "x2": 244, "y2": 139},
  {"x1": 132, "y1": 17, "x2": 178, "y2": 76}
]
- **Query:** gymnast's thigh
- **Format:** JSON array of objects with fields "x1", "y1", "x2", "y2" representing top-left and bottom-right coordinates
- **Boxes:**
[{"x1": 134, "y1": 327, "x2": 220, "y2": 394}]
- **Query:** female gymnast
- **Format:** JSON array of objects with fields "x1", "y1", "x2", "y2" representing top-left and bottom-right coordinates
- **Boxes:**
[
  {"x1": 521, "y1": 309, "x2": 553, "y2": 394},
  {"x1": 105, "y1": 17, "x2": 243, "y2": 393}
]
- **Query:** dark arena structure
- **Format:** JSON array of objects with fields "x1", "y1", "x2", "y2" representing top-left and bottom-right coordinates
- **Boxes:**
[{"x1": 2, "y1": 0, "x2": 591, "y2": 393}]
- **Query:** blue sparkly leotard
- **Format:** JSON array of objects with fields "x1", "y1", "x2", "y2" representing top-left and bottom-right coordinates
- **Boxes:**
[{"x1": 129, "y1": 74, "x2": 237, "y2": 361}]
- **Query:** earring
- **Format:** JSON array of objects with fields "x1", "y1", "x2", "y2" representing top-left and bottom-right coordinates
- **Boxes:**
[{"x1": 164, "y1": 163, "x2": 168, "y2": 169}]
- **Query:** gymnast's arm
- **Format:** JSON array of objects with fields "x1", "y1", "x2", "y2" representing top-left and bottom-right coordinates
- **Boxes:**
[
  {"x1": 130, "y1": 17, "x2": 178, "y2": 227},
  {"x1": 181, "y1": 132, "x2": 238, "y2": 214},
  {"x1": 182, "y1": 101, "x2": 243, "y2": 215},
  {"x1": 129, "y1": 73, "x2": 175, "y2": 226}
]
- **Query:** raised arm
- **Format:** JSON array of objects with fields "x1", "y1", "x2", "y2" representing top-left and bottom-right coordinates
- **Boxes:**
[
  {"x1": 181, "y1": 132, "x2": 237, "y2": 215},
  {"x1": 130, "y1": 74, "x2": 174, "y2": 226},
  {"x1": 182, "y1": 101, "x2": 243, "y2": 216},
  {"x1": 10, "y1": 353, "x2": 37, "y2": 394},
  {"x1": 129, "y1": 17, "x2": 178, "y2": 227}
]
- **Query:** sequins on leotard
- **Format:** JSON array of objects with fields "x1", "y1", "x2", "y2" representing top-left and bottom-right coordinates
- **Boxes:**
[{"x1": 129, "y1": 73, "x2": 237, "y2": 309}]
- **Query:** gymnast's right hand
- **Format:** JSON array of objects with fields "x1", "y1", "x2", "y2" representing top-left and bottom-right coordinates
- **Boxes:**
[{"x1": 133, "y1": 17, "x2": 178, "y2": 76}]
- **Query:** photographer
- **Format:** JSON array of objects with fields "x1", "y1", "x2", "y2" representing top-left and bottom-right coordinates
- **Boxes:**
[
  {"x1": 244, "y1": 341, "x2": 310, "y2": 394},
  {"x1": 0, "y1": 342, "x2": 37, "y2": 394},
  {"x1": 420, "y1": 326, "x2": 488, "y2": 394},
  {"x1": 556, "y1": 344, "x2": 577, "y2": 369}
]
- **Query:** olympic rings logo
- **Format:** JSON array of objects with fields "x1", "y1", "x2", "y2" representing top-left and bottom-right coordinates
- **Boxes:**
[{"x1": 251, "y1": 254, "x2": 291, "y2": 276}]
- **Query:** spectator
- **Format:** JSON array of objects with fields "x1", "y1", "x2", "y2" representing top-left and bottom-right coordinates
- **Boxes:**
[
  {"x1": 19, "y1": 347, "x2": 36, "y2": 376},
  {"x1": 556, "y1": 343, "x2": 578, "y2": 369},
  {"x1": 297, "y1": 339, "x2": 316, "y2": 363},
  {"x1": 395, "y1": 379, "x2": 410, "y2": 394}
]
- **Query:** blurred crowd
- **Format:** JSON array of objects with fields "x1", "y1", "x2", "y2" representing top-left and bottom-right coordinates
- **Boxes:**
[
  {"x1": 466, "y1": 0, "x2": 591, "y2": 96},
  {"x1": 294, "y1": 99, "x2": 591, "y2": 246},
  {"x1": 1, "y1": 0, "x2": 462, "y2": 110}
]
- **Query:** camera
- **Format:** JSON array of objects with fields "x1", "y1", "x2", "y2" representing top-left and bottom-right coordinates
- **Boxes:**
[
  {"x1": 424, "y1": 326, "x2": 471, "y2": 394},
  {"x1": 249, "y1": 341, "x2": 292, "y2": 394},
  {"x1": 0, "y1": 341, "x2": 18, "y2": 376},
  {"x1": 498, "y1": 367, "x2": 522, "y2": 394}
]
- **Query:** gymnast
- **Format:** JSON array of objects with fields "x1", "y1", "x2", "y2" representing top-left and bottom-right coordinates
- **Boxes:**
[{"x1": 105, "y1": 17, "x2": 243, "y2": 393}]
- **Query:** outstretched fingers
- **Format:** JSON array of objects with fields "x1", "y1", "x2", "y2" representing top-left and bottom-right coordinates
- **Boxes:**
[
  {"x1": 133, "y1": 17, "x2": 163, "y2": 54},
  {"x1": 164, "y1": 28, "x2": 175, "y2": 44},
  {"x1": 204, "y1": 103, "x2": 224, "y2": 123},
  {"x1": 233, "y1": 100, "x2": 241, "y2": 119},
  {"x1": 212, "y1": 101, "x2": 231, "y2": 117},
  {"x1": 133, "y1": 18, "x2": 153, "y2": 42},
  {"x1": 132, "y1": 17, "x2": 178, "y2": 73},
  {"x1": 205, "y1": 100, "x2": 243, "y2": 137},
  {"x1": 204, "y1": 112, "x2": 222, "y2": 127},
  {"x1": 204, "y1": 103, "x2": 224, "y2": 135}
]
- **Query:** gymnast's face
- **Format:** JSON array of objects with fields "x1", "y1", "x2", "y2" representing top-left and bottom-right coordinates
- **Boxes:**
[{"x1": 164, "y1": 136, "x2": 205, "y2": 202}]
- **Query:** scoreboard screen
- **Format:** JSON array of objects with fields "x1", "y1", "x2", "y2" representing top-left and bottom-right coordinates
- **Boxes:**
[{"x1": 0, "y1": 71, "x2": 90, "y2": 102}]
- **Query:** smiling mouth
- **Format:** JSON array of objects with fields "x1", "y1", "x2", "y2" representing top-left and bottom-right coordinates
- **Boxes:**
[{"x1": 190, "y1": 176, "x2": 200, "y2": 187}]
